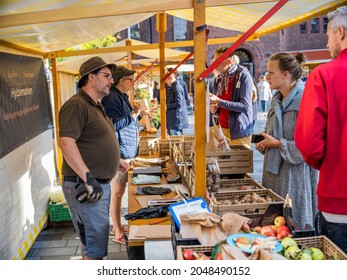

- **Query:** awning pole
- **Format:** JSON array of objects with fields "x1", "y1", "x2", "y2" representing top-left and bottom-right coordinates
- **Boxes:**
[{"x1": 132, "y1": 59, "x2": 158, "y2": 86}]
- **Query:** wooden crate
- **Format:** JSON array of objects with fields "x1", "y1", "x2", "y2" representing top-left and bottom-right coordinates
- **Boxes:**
[
  {"x1": 158, "y1": 138, "x2": 170, "y2": 157},
  {"x1": 172, "y1": 143, "x2": 182, "y2": 163},
  {"x1": 218, "y1": 178, "x2": 266, "y2": 193},
  {"x1": 176, "y1": 244, "x2": 248, "y2": 260},
  {"x1": 188, "y1": 168, "x2": 196, "y2": 197},
  {"x1": 294, "y1": 236, "x2": 347, "y2": 260},
  {"x1": 205, "y1": 145, "x2": 253, "y2": 175},
  {"x1": 168, "y1": 135, "x2": 183, "y2": 160},
  {"x1": 210, "y1": 189, "x2": 285, "y2": 216},
  {"x1": 180, "y1": 135, "x2": 194, "y2": 160},
  {"x1": 138, "y1": 136, "x2": 158, "y2": 156},
  {"x1": 182, "y1": 161, "x2": 192, "y2": 186}
]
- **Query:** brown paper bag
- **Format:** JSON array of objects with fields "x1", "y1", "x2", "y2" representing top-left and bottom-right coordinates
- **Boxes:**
[
  {"x1": 206, "y1": 116, "x2": 230, "y2": 152},
  {"x1": 179, "y1": 213, "x2": 227, "y2": 245},
  {"x1": 221, "y1": 212, "x2": 251, "y2": 235}
]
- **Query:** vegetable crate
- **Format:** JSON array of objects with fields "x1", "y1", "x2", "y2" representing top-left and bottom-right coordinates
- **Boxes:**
[
  {"x1": 245, "y1": 204, "x2": 315, "y2": 238},
  {"x1": 169, "y1": 137, "x2": 183, "y2": 160},
  {"x1": 187, "y1": 168, "x2": 196, "y2": 197},
  {"x1": 179, "y1": 135, "x2": 194, "y2": 160},
  {"x1": 176, "y1": 245, "x2": 215, "y2": 260},
  {"x1": 176, "y1": 244, "x2": 248, "y2": 260},
  {"x1": 138, "y1": 136, "x2": 158, "y2": 156},
  {"x1": 209, "y1": 189, "x2": 285, "y2": 216},
  {"x1": 294, "y1": 235, "x2": 347, "y2": 260},
  {"x1": 158, "y1": 138, "x2": 170, "y2": 157},
  {"x1": 49, "y1": 201, "x2": 71, "y2": 222},
  {"x1": 218, "y1": 178, "x2": 266, "y2": 193},
  {"x1": 171, "y1": 217, "x2": 200, "y2": 258},
  {"x1": 205, "y1": 145, "x2": 253, "y2": 175}
]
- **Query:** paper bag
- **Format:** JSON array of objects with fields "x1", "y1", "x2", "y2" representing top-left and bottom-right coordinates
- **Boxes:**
[
  {"x1": 179, "y1": 212, "x2": 227, "y2": 245},
  {"x1": 206, "y1": 116, "x2": 230, "y2": 152}
]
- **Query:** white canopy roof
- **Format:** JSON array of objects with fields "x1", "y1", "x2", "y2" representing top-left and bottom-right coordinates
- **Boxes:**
[{"x1": 1, "y1": 0, "x2": 345, "y2": 55}]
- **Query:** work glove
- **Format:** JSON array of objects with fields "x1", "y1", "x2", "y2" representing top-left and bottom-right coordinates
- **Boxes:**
[
  {"x1": 142, "y1": 186, "x2": 172, "y2": 195},
  {"x1": 85, "y1": 172, "x2": 103, "y2": 201},
  {"x1": 124, "y1": 205, "x2": 169, "y2": 220}
]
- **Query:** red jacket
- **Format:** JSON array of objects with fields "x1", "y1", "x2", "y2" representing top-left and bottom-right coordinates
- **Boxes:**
[{"x1": 295, "y1": 48, "x2": 347, "y2": 215}]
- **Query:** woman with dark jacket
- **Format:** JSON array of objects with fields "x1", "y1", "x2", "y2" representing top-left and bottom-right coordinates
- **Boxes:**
[
  {"x1": 164, "y1": 71, "x2": 189, "y2": 135},
  {"x1": 102, "y1": 66, "x2": 142, "y2": 244}
]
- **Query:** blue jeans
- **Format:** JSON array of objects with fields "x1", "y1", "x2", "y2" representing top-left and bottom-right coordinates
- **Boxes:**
[
  {"x1": 168, "y1": 129, "x2": 183, "y2": 136},
  {"x1": 261, "y1": 100, "x2": 267, "y2": 112},
  {"x1": 315, "y1": 211, "x2": 347, "y2": 254}
]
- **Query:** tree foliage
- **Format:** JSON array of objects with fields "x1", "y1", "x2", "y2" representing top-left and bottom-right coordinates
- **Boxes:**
[{"x1": 57, "y1": 34, "x2": 121, "y2": 62}]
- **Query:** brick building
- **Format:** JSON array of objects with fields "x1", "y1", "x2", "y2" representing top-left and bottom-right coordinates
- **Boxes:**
[{"x1": 119, "y1": 14, "x2": 329, "y2": 83}]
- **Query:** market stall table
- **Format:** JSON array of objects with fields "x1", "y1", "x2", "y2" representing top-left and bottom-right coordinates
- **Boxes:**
[{"x1": 126, "y1": 163, "x2": 178, "y2": 259}]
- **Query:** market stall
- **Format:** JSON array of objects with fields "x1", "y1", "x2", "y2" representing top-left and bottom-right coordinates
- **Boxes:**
[{"x1": 1, "y1": 0, "x2": 346, "y2": 260}]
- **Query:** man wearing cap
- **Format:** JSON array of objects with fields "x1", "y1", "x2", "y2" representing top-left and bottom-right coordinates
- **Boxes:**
[
  {"x1": 59, "y1": 56, "x2": 129, "y2": 260},
  {"x1": 102, "y1": 66, "x2": 146, "y2": 244}
]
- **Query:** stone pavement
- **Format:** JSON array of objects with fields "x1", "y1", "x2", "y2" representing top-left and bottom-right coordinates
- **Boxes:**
[{"x1": 25, "y1": 105, "x2": 267, "y2": 260}]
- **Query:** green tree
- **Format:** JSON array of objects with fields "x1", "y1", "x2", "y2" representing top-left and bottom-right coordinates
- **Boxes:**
[{"x1": 57, "y1": 34, "x2": 121, "y2": 62}]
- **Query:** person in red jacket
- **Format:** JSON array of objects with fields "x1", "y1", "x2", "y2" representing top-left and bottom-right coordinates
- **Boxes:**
[{"x1": 295, "y1": 6, "x2": 347, "y2": 253}]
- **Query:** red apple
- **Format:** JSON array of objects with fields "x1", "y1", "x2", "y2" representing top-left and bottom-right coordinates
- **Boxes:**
[
  {"x1": 274, "y1": 216, "x2": 286, "y2": 227},
  {"x1": 182, "y1": 249, "x2": 196, "y2": 260},
  {"x1": 277, "y1": 225, "x2": 291, "y2": 235},
  {"x1": 277, "y1": 230, "x2": 291, "y2": 240},
  {"x1": 260, "y1": 225, "x2": 275, "y2": 237}
]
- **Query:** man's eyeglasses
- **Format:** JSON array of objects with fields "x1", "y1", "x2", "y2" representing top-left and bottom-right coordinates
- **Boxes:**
[
  {"x1": 98, "y1": 72, "x2": 114, "y2": 81},
  {"x1": 123, "y1": 78, "x2": 133, "y2": 82}
]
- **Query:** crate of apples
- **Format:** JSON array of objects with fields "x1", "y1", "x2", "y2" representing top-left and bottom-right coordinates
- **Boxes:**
[{"x1": 251, "y1": 216, "x2": 291, "y2": 240}]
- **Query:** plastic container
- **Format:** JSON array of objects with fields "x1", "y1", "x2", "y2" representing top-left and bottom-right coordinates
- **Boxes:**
[
  {"x1": 49, "y1": 201, "x2": 71, "y2": 222},
  {"x1": 170, "y1": 217, "x2": 200, "y2": 258}
]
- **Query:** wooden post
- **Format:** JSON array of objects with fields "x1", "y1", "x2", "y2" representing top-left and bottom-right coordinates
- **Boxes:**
[
  {"x1": 193, "y1": 0, "x2": 206, "y2": 198},
  {"x1": 157, "y1": 12, "x2": 167, "y2": 139},
  {"x1": 51, "y1": 58, "x2": 63, "y2": 185},
  {"x1": 126, "y1": 39, "x2": 135, "y2": 105}
]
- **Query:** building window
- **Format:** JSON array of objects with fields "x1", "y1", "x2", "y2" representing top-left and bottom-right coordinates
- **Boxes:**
[
  {"x1": 130, "y1": 24, "x2": 140, "y2": 39},
  {"x1": 323, "y1": 17, "x2": 328, "y2": 33},
  {"x1": 311, "y1": 18, "x2": 320, "y2": 33},
  {"x1": 173, "y1": 17, "x2": 187, "y2": 41},
  {"x1": 300, "y1": 22, "x2": 307, "y2": 33}
]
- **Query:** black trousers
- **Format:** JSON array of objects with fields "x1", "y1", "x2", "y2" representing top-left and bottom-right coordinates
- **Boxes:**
[{"x1": 315, "y1": 211, "x2": 347, "y2": 254}]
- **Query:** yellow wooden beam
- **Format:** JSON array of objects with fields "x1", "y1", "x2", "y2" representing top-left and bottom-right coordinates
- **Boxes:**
[
  {"x1": 256, "y1": 0, "x2": 347, "y2": 37},
  {"x1": 158, "y1": 12, "x2": 167, "y2": 139},
  {"x1": 51, "y1": 58, "x2": 63, "y2": 185},
  {"x1": 193, "y1": 0, "x2": 207, "y2": 198},
  {"x1": 45, "y1": 35, "x2": 259, "y2": 60},
  {"x1": 0, "y1": 40, "x2": 45, "y2": 56}
]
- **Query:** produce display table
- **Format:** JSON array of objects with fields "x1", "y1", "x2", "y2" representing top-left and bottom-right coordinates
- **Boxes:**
[{"x1": 127, "y1": 174, "x2": 176, "y2": 247}]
